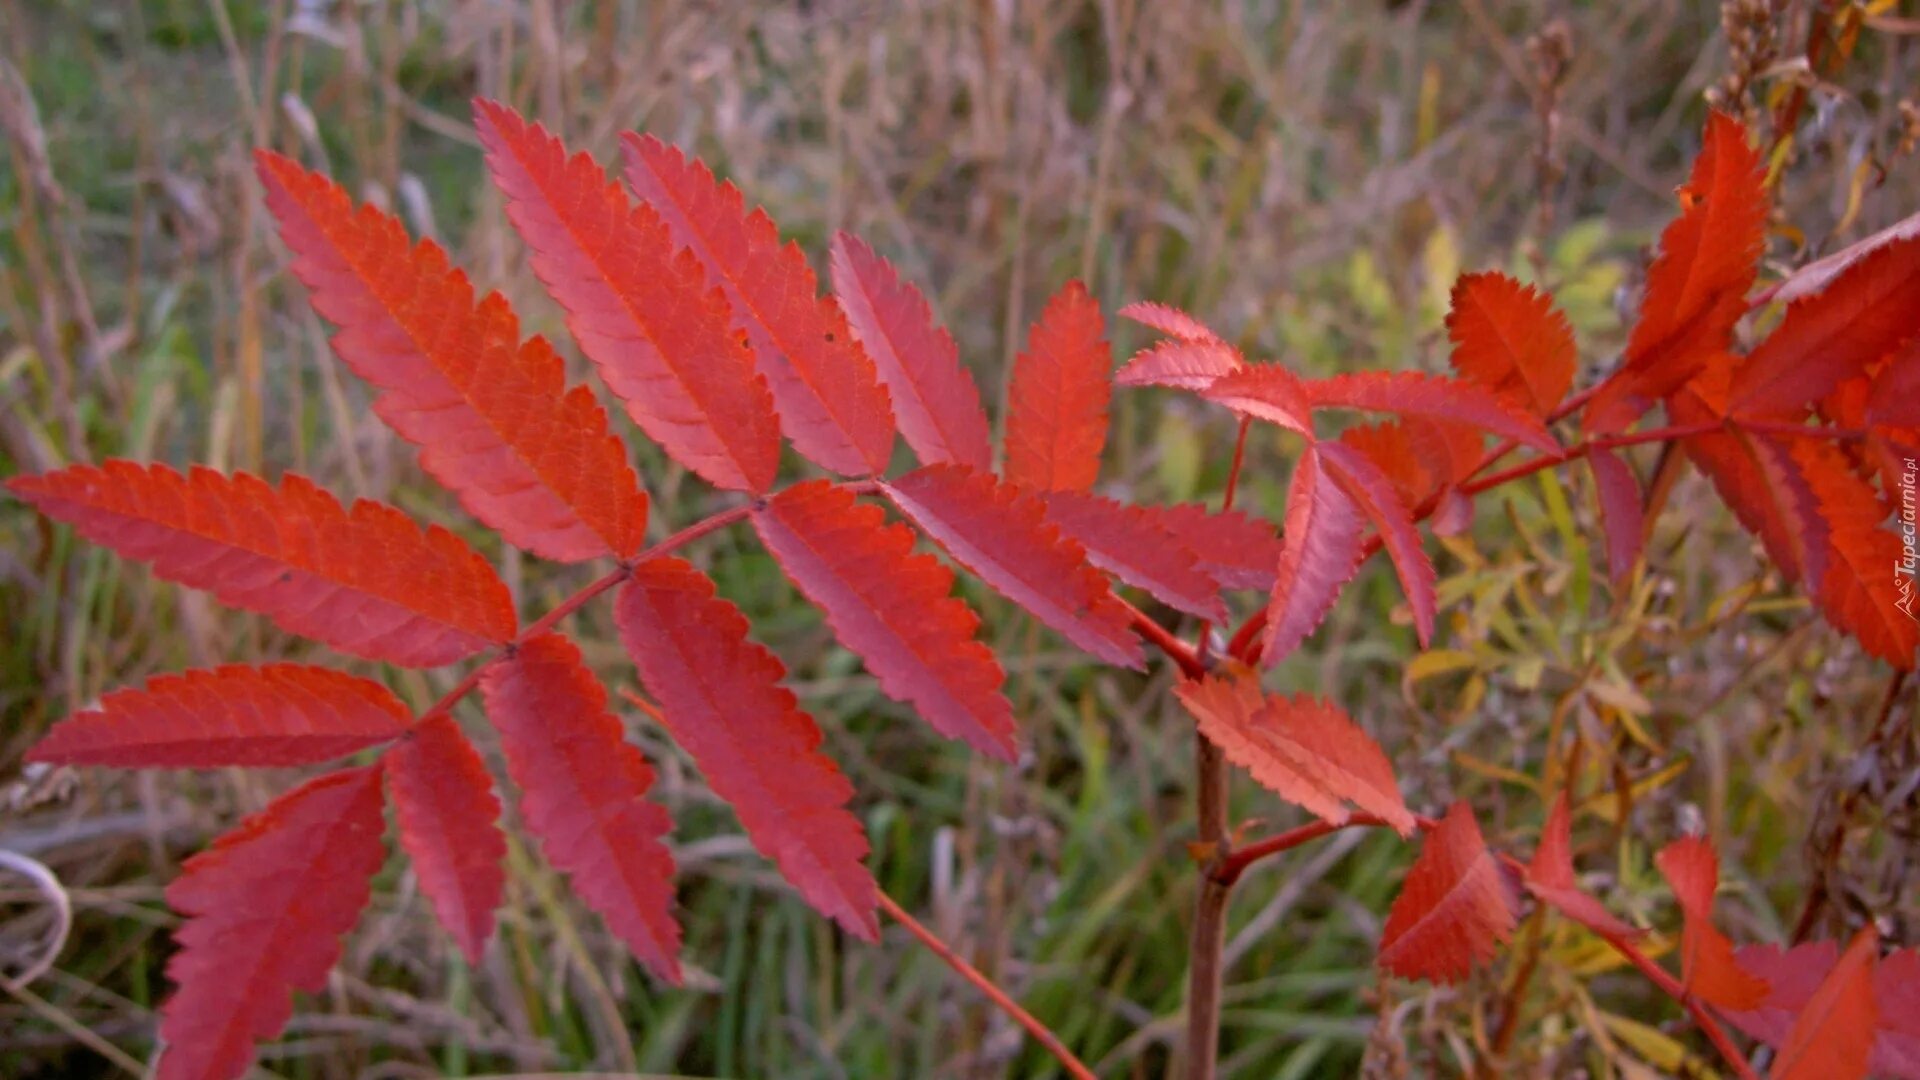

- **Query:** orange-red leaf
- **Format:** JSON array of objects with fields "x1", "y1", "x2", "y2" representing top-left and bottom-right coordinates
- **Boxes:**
[
  {"x1": 1672, "y1": 378, "x2": 1829, "y2": 584},
  {"x1": 1446, "y1": 271, "x2": 1577, "y2": 417},
  {"x1": 383, "y1": 713, "x2": 505, "y2": 965},
  {"x1": 472, "y1": 101, "x2": 780, "y2": 493},
  {"x1": 623, "y1": 135, "x2": 895, "y2": 476},
  {"x1": 27, "y1": 664, "x2": 406, "y2": 768},
  {"x1": 1145, "y1": 502, "x2": 1286, "y2": 592},
  {"x1": 1202, "y1": 364, "x2": 1314, "y2": 436},
  {"x1": 616, "y1": 559, "x2": 877, "y2": 939},
  {"x1": 882, "y1": 465, "x2": 1144, "y2": 669},
  {"x1": 1174, "y1": 672, "x2": 1414, "y2": 835},
  {"x1": 8, "y1": 462, "x2": 514, "y2": 667},
  {"x1": 256, "y1": 151, "x2": 646, "y2": 561},
  {"x1": 1378, "y1": 801, "x2": 1518, "y2": 983},
  {"x1": 1655, "y1": 835, "x2": 1769, "y2": 1010},
  {"x1": 1733, "y1": 236, "x2": 1920, "y2": 417},
  {"x1": 156, "y1": 766, "x2": 386, "y2": 1080},
  {"x1": 1771, "y1": 927, "x2": 1879, "y2": 1080},
  {"x1": 1304, "y1": 371, "x2": 1558, "y2": 453},
  {"x1": 481, "y1": 633, "x2": 681, "y2": 980},
  {"x1": 1589, "y1": 448, "x2": 1646, "y2": 585},
  {"x1": 1797, "y1": 438, "x2": 1920, "y2": 668},
  {"x1": 1262, "y1": 446, "x2": 1366, "y2": 666},
  {"x1": 1040, "y1": 489, "x2": 1228, "y2": 621},
  {"x1": 1586, "y1": 112, "x2": 1767, "y2": 432},
  {"x1": 1523, "y1": 794, "x2": 1644, "y2": 939},
  {"x1": 1115, "y1": 340, "x2": 1243, "y2": 391},
  {"x1": 1319, "y1": 441, "x2": 1438, "y2": 647},
  {"x1": 1117, "y1": 300, "x2": 1229, "y2": 345},
  {"x1": 829, "y1": 232, "x2": 991, "y2": 471},
  {"x1": 1726, "y1": 941, "x2": 1920, "y2": 1078},
  {"x1": 751, "y1": 482, "x2": 1015, "y2": 761},
  {"x1": 1772, "y1": 209, "x2": 1920, "y2": 304},
  {"x1": 1003, "y1": 281, "x2": 1113, "y2": 492}
]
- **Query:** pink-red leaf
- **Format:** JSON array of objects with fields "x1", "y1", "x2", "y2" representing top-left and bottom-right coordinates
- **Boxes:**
[
  {"x1": 623, "y1": 135, "x2": 895, "y2": 476},
  {"x1": 751, "y1": 481, "x2": 1015, "y2": 761},
  {"x1": 1589, "y1": 448, "x2": 1646, "y2": 585},
  {"x1": 1201, "y1": 365, "x2": 1314, "y2": 436},
  {"x1": 1145, "y1": 502, "x2": 1286, "y2": 592},
  {"x1": 1040, "y1": 489, "x2": 1228, "y2": 621},
  {"x1": 8, "y1": 462, "x2": 515, "y2": 667},
  {"x1": 1115, "y1": 340, "x2": 1243, "y2": 391},
  {"x1": 616, "y1": 558, "x2": 877, "y2": 939},
  {"x1": 882, "y1": 465, "x2": 1144, "y2": 669},
  {"x1": 472, "y1": 101, "x2": 780, "y2": 493},
  {"x1": 156, "y1": 766, "x2": 386, "y2": 1080},
  {"x1": 383, "y1": 713, "x2": 506, "y2": 965},
  {"x1": 481, "y1": 633, "x2": 682, "y2": 980},
  {"x1": 1523, "y1": 794, "x2": 1644, "y2": 939},
  {"x1": 829, "y1": 232, "x2": 991, "y2": 471},
  {"x1": 1770, "y1": 927, "x2": 1879, "y2": 1080},
  {"x1": 1378, "y1": 801, "x2": 1518, "y2": 983},
  {"x1": 1726, "y1": 941, "x2": 1920, "y2": 1079},
  {"x1": 1655, "y1": 835, "x2": 1770, "y2": 1010},
  {"x1": 1174, "y1": 672, "x2": 1414, "y2": 835},
  {"x1": 1446, "y1": 271, "x2": 1577, "y2": 416},
  {"x1": 1303, "y1": 371, "x2": 1558, "y2": 453},
  {"x1": 1733, "y1": 236, "x2": 1920, "y2": 417},
  {"x1": 1003, "y1": 281, "x2": 1113, "y2": 492},
  {"x1": 256, "y1": 151, "x2": 646, "y2": 561},
  {"x1": 1318, "y1": 441, "x2": 1438, "y2": 647},
  {"x1": 1117, "y1": 300, "x2": 1229, "y2": 345},
  {"x1": 28, "y1": 664, "x2": 406, "y2": 768},
  {"x1": 1772, "y1": 209, "x2": 1920, "y2": 304},
  {"x1": 1262, "y1": 446, "x2": 1367, "y2": 666}
]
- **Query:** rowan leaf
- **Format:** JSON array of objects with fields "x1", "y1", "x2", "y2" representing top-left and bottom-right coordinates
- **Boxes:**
[
  {"x1": 751, "y1": 481, "x2": 1015, "y2": 761},
  {"x1": 1523, "y1": 794, "x2": 1644, "y2": 939},
  {"x1": 617, "y1": 558, "x2": 877, "y2": 939},
  {"x1": 1654, "y1": 835, "x2": 1770, "y2": 1010},
  {"x1": 1144, "y1": 502, "x2": 1286, "y2": 592},
  {"x1": 1725, "y1": 941, "x2": 1920, "y2": 1079},
  {"x1": 1114, "y1": 340, "x2": 1243, "y2": 391},
  {"x1": 1004, "y1": 281, "x2": 1113, "y2": 492},
  {"x1": 472, "y1": 100, "x2": 780, "y2": 493},
  {"x1": 1262, "y1": 446, "x2": 1367, "y2": 666},
  {"x1": 1337, "y1": 419, "x2": 1483, "y2": 513},
  {"x1": 8, "y1": 462, "x2": 515, "y2": 667},
  {"x1": 829, "y1": 232, "x2": 991, "y2": 471},
  {"x1": 1378, "y1": 801, "x2": 1518, "y2": 983},
  {"x1": 27, "y1": 664, "x2": 407, "y2": 768},
  {"x1": 1796, "y1": 438, "x2": 1920, "y2": 667},
  {"x1": 623, "y1": 135, "x2": 895, "y2": 476},
  {"x1": 1117, "y1": 300, "x2": 1229, "y2": 345},
  {"x1": 1771, "y1": 208, "x2": 1920, "y2": 304},
  {"x1": 481, "y1": 633, "x2": 682, "y2": 980},
  {"x1": 1174, "y1": 672, "x2": 1414, "y2": 835},
  {"x1": 383, "y1": 713, "x2": 506, "y2": 965},
  {"x1": 1446, "y1": 271, "x2": 1577, "y2": 416},
  {"x1": 882, "y1": 464, "x2": 1144, "y2": 669},
  {"x1": 1867, "y1": 344, "x2": 1920, "y2": 429},
  {"x1": 1202, "y1": 364, "x2": 1314, "y2": 436},
  {"x1": 1303, "y1": 371, "x2": 1558, "y2": 453},
  {"x1": 1671, "y1": 378, "x2": 1829, "y2": 584},
  {"x1": 1770, "y1": 927, "x2": 1879, "y2": 1080},
  {"x1": 156, "y1": 767, "x2": 386, "y2": 1080},
  {"x1": 1040, "y1": 489, "x2": 1228, "y2": 621},
  {"x1": 255, "y1": 151, "x2": 646, "y2": 561},
  {"x1": 1318, "y1": 441, "x2": 1438, "y2": 647},
  {"x1": 1588, "y1": 448, "x2": 1646, "y2": 585}
]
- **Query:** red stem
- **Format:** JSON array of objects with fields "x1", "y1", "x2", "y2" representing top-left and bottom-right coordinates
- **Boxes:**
[{"x1": 878, "y1": 891, "x2": 1098, "y2": 1080}]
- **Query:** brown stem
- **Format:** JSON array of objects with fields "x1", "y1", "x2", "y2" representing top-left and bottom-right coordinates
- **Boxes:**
[{"x1": 1183, "y1": 728, "x2": 1231, "y2": 1080}]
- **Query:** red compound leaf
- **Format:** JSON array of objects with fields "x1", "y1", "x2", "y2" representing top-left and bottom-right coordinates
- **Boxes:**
[
  {"x1": 752, "y1": 481, "x2": 1015, "y2": 761},
  {"x1": 829, "y1": 231, "x2": 991, "y2": 471},
  {"x1": 156, "y1": 766, "x2": 386, "y2": 1080},
  {"x1": 1446, "y1": 271, "x2": 1577, "y2": 417},
  {"x1": 617, "y1": 558, "x2": 878, "y2": 939},
  {"x1": 1378, "y1": 801, "x2": 1518, "y2": 984},
  {"x1": 1143, "y1": 502, "x2": 1286, "y2": 593},
  {"x1": 1202, "y1": 364, "x2": 1314, "y2": 436},
  {"x1": 1318, "y1": 441, "x2": 1438, "y2": 647},
  {"x1": 473, "y1": 100, "x2": 780, "y2": 493},
  {"x1": 255, "y1": 150, "x2": 646, "y2": 561},
  {"x1": 1039, "y1": 489, "x2": 1228, "y2": 622},
  {"x1": 1770, "y1": 927, "x2": 1880, "y2": 1080},
  {"x1": 1117, "y1": 300, "x2": 1229, "y2": 345},
  {"x1": 383, "y1": 713, "x2": 506, "y2": 965},
  {"x1": 1114, "y1": 340, "x2": 1244, "y2": 391},
  {"x1": 1588, "y1": 448, "x2": 1646, "y2": 585},
  {"x1": 1262, "y1": 445, "x2": 1367, "y2": 667},
  {"x1": 8, "y1": 462, "x2": 514, "y2": 667},
  {"x1": 623, "y1": 135, "x2": 896, "y2": 476},
  {"x1": 1655, "y1": 835, "x2": 1770, "y2": 1010},
  {"x1": 28, "y1": 664, "x2": 406, "y2": 768},
  {"x1": 883, "y1": 464, "x2": 1144, "y2": 669},
  {"x1": 1726, "y1": 940, "x2": 1920, "y2": 1079},
  {"x1": 481, "y1": 633, "x2": 682, "y2": 981},
  {"x1": 1004, "y1": 281, "x2": 1114, "y2": 493},
  {"x1": 1796, "y1": 438, "x2": 1920, "y2": 668},
  {"x1": 1523, "y1": 794, "x2": 1644, "y2": 940},
  {"x1": 1303, "y1": 371, "x2": 1558, "y2": 453}
]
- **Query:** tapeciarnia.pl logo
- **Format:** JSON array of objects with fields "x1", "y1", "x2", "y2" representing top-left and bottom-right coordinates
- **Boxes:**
[{"x1": 1899, "y1": 457, "x2": 1917, "y2": 623}]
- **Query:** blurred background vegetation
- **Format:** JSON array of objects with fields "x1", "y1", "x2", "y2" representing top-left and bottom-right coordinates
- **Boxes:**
[{"x1": 2, "y1": 1, "x2": 1917, "y2": 1077}]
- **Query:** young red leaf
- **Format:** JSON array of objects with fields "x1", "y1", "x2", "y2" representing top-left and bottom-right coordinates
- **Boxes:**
[
  {"x1": 255, "y1": 151, "x2": 646, "y2": 562},
  {"x1": 1726, "y1": 941, "x2": 1920, "y2": 1079},
  {"x1": 1770, "y1": 926, "x2": 1879, "y2": 1080},
  {"x1": 481, "y1": 633, "x2": 682, "y2": 980},
  {"x1": 1144, "y1": 502, "x2": 1286, "y2": 592},
  {"x1": 1585, "y1": 112, "x2": 1767, "y2": 432},
  {"x1": 1039, "y1": 489, "x2": 1228, "y2": 622},
  {"x1": 1174, "y1": 672, "x2": 1414, "y2": 835},
  {"x1": 1378, "y1": 801, "x2": 1518, "y2": 983},
  {"x1": 383, "y1": 713, "x2": 506, "y2": 965},
  {"x1": 1202, "y1": 364, "x2": 1314, "y2": 436},
  {"x1": 1446, "y1": 271, "x2": 1577, "y2": 416},
  {"x1": 156, "y1": 766, "x2": 386, "y2": 1080},
  {"x1": 471, "y1": 100, "x2": 780, "y2": 493},
  {"x1": 1588, "y1": 448, "x2": 1646, "y2": 585},
  {"x1": 1523, "y1": 794, "x2": 1644, "y2": 939},
  {"x1": 1004, "y1": 280, "x2": 1113, "y2": 492},
  {"x1": 8, "y1": 462, "x2": 515, "y2": 667},
  {"x1": 623, "y1": 135, "x2": 895, "y2": 476},
  {"x1": 1318, "y1": 441, "x2": 1438, "y2": 647},
  {"x1": 1117, "y1": 300, "x2": 1229, "y2": 345},
  {"x1": 1797, "y1": 439, "x2": 1920, "y2": 668},
  {"x1": 28, "y1": 664, "x2": 407, "y2": 768},
  {"x1": 829, "y1": 232, "x2": 991, "y2": 471},
  {"x1": 751, "y1": 481, "x2": 1016, "y2": 761},
  {"x1": 1303, "y1": 371, "x2": 1558, "y2": 453},
  {"x1": 882, "y1": 464, "x2": 1144, "y2": 669},
  {"x1": 1114, "y1": 340, "x2": 1244, "y2": 391},
  {"x1": 1655, "y1": 835, "x2": 1770, "y2": 1010},
  {"x1": 1262, "y1": 446, "x2": 1367, "y2": 666},
  {"x1": 617, "y1": 558, "x2": 877, "y2": 938}
]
